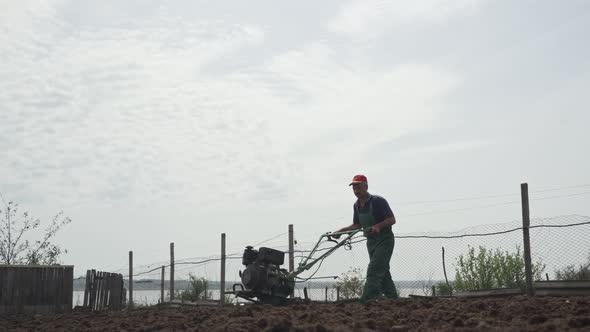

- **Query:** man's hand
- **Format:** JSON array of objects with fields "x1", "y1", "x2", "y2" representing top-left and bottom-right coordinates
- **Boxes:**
[
  {"x1": 369, "y1": 217, "x2": 395, "y2": 235},
  {"x1": 332, "y1": 224, "x2": 361, "y2": 239},
  {"x1": 331, "y1": 229, "x2": 346, "y2": 239},
  {"x1": 368, "y1": 224, "x2": 382, "y2": 235}
]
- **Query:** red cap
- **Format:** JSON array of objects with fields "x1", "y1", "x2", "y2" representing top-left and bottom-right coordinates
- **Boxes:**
[{"x1": 349, "y1": 174, "x2": 367, "y2": 186}]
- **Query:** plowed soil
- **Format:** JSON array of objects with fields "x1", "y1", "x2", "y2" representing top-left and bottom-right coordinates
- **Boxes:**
[{"x1": 1, "y1": 296, "x2": 589, "y2": 331}]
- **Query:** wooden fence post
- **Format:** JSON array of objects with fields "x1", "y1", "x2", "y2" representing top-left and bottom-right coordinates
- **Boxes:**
[
  {"x1": 111, "y1": 273, "x2": 123, "y2": 311},
  {"x1": 289, "y1": 224, "x2": 295, "y2": 298},
  {"x1": 128, "y1": 252, "x2": 133, "y2": 309},
  {"x1": 90, "y1": 269, "x2": 97, "y2": 310},
  {"x1": 66, "y1": 267, "x2": 74, "y2": 312},
  {"x1": 325, "y1": 286, "x2": 328, "y2": 302},
  {"x1": 336, "y1": 286, "x2": 340, "y2": 301},
  {"x1": 220, "y1": 233, "x2": 226, "y2": 306},
  {"x1": 170, "y1": 242, "x2": 175, "y2": 301},
  {"x1": 96, "y1": 271, "x2": 101, "y2": 310},
  {"x1": 103, "y1": 272, "x2": 110, "y2": 309},
  {"x1": 83, "y1": 270, "x2": 91, "y2": 307},
  {"x1": 442, "y1": 246, "x2": 451, "y2": 294},
  {"x1": 521, "y1": 183, "x2": 534, "y2": 296},
  {"x1": 161, "y1": 265, "x2": 165, "y2": 304}
]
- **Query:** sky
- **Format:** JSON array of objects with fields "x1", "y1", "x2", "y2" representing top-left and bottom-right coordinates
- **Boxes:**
[{"x1": 1, "y1": 0, "x2": 589, "y2": 279}]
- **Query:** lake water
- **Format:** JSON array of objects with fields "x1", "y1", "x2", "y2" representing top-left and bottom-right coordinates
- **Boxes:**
[{"x1": 73, "y1": 287, "x2": 426, "y2": 307}]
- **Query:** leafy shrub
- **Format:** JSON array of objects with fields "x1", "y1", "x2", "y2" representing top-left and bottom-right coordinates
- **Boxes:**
[
  {"x1": 554, "y1": 255, "x2": 590, "y2": 280},
  {"x1": 454, "y1": 245, "x2": 545, "y2": 292},
  {"x1": 177, "y1": 274, "x2": 211, "y2": 301},
  {"x1": 435, "y1": 281, "x2": 454, "y2": 296},
  {"x1": 336, "y1": 267, "x2": 365, "y2": 299}
]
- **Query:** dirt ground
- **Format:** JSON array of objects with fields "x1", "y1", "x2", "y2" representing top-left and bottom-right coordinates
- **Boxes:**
[{"x1": 1, "y1": 296, "x2": 589, "y2": 332}]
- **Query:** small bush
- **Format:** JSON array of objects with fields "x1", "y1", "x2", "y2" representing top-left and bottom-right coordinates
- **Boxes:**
[
  {"x1": 435, "y1": 281, "x2": 453, "y2": 296},
  {"x1": 454, "y1": 245, "x2": 545, "y2": 292},
  {"x1": 223, "y1": 294, "x2": 236, "y2": 304},
  {"x1": 177, "y1": 274, "x2": 211, "y2": 302},
  {"x1": 555, "y1": 255, "x2": 590, "y2": 280},
  {"x1": 336, "y1": 268, "x2": 365, "y2": 299}
]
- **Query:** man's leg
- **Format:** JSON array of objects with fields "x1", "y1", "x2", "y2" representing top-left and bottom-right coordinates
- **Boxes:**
[
  {"x1": 360, "y1": 237, "x2": 393, "y2": 303},
  {"x1": 381, "y1": 270, "x2": 398, "y2": 298},
  {"x1": 361, "y1": 242, "x2": 375, "y2": 302},
  {"x1": 380, "y1": 237, "x2": 398, "y2": 298}
]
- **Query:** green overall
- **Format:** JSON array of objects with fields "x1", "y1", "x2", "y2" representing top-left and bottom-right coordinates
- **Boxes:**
[{"x1": 358, "y1": 201, "x2": 398, "y2": 303}]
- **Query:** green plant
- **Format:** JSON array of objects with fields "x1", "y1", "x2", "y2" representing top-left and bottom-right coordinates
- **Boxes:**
[
  {"x1": 0, "y1": 199, "x2": 71, "y2": 265},
  {"x1": 177, "y1": 274, "x2": 211, "y2": 301},
  {"x1": 435, "y1": 281, "x2": 453, "y2": 296},
  {"x1": 336, "y1": 267, "x2": 365, "y2": 299},
  {"x1": 223, "y1": 294, "x2": 236, "y2": 305},
  {"x1": 453, "y1": 245, "x2": 545, "y2": 292},
  {"x1": 419, "y1": 273, "x2": 435, "y2": 296},
  {"x1": 555, "y1": 255, "x2": 590, "y2": 280}
]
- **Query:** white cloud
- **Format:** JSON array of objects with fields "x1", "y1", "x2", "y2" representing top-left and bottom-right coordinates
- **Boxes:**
[
  {"x1": 0, "y1": 1, "x2": 461, "y2": 212},
  {"x1": 206, "y1": 41, "x2": 456, "y2": 205},
  {"x1": 264, "y1": 42, "x2": 456, "y2": 153},
  {"x1": 0, "y1": 4, "x2": 279, "y2": 208},
  {"x1": 399, "y1": 140, "x2": 491, "y2": 155},
  {"x1": 328, "y1": 0, "x2": 483, "y2": 37}
]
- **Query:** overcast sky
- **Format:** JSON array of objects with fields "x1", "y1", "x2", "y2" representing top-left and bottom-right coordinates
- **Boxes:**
[{"x1": 1, "y1": 0, "x2": 589, "y2": 278}]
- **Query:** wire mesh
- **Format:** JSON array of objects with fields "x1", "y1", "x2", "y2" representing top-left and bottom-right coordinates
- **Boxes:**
[
  {"x1": 83, "y1": 214, "x2": 590, "y2": 306},
  {"x1": 530, "y1": 215, "x2": 590, "y2": 281},
  {"x1": 289, "y1": 215, "x2": 590, "y2": 300}
]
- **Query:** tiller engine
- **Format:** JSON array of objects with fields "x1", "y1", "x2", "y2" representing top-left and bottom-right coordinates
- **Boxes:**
[{"x1": 229, "y1": 228, "x2": 365, "y2": 305}]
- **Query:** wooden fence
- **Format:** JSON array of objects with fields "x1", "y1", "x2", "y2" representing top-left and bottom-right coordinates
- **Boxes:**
[
  {"x1": 83, "y1": 269, "x2": 125, "y2": 311},
  {"x1": 0, "y1": 265, "x2": 73, "y2": 314}
]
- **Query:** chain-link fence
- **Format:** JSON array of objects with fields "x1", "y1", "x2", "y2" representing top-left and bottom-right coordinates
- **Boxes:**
[
  {"x1": 530, "y1": 215, "x2": 590, "y2": 280},
  {"x1": 79, "y1": 214, "x2": 589, "y2": 307},
  {"x1": 294, "y1": 214, "x2": 590, "y2": 301}
]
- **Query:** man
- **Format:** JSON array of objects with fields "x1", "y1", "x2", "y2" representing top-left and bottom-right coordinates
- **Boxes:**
[{"x1": 334, "y1": 174, "x2": 398, "y2": 303}]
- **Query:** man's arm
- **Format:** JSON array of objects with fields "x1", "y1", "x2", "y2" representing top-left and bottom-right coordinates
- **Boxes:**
[
  {"x1": 333, "y1": 205, "x2": 362, "y2": 238},
  {"x1": 337, "y1": 223, "x2": 362, "y2": 233},
  {"x1": 331, "y1": 223, "x2": 361, "y2": 239},
  {"x1": 368, "y1": 197, "x2": 396, "y2": 234},
  {"x1": 369, "y1": 215, "x2": 396, "y2": 234}
]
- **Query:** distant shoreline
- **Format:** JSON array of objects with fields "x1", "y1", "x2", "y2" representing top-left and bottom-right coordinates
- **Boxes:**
[{"x1": 73, "y1": 278, "x2": 442, "y2": 292}]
